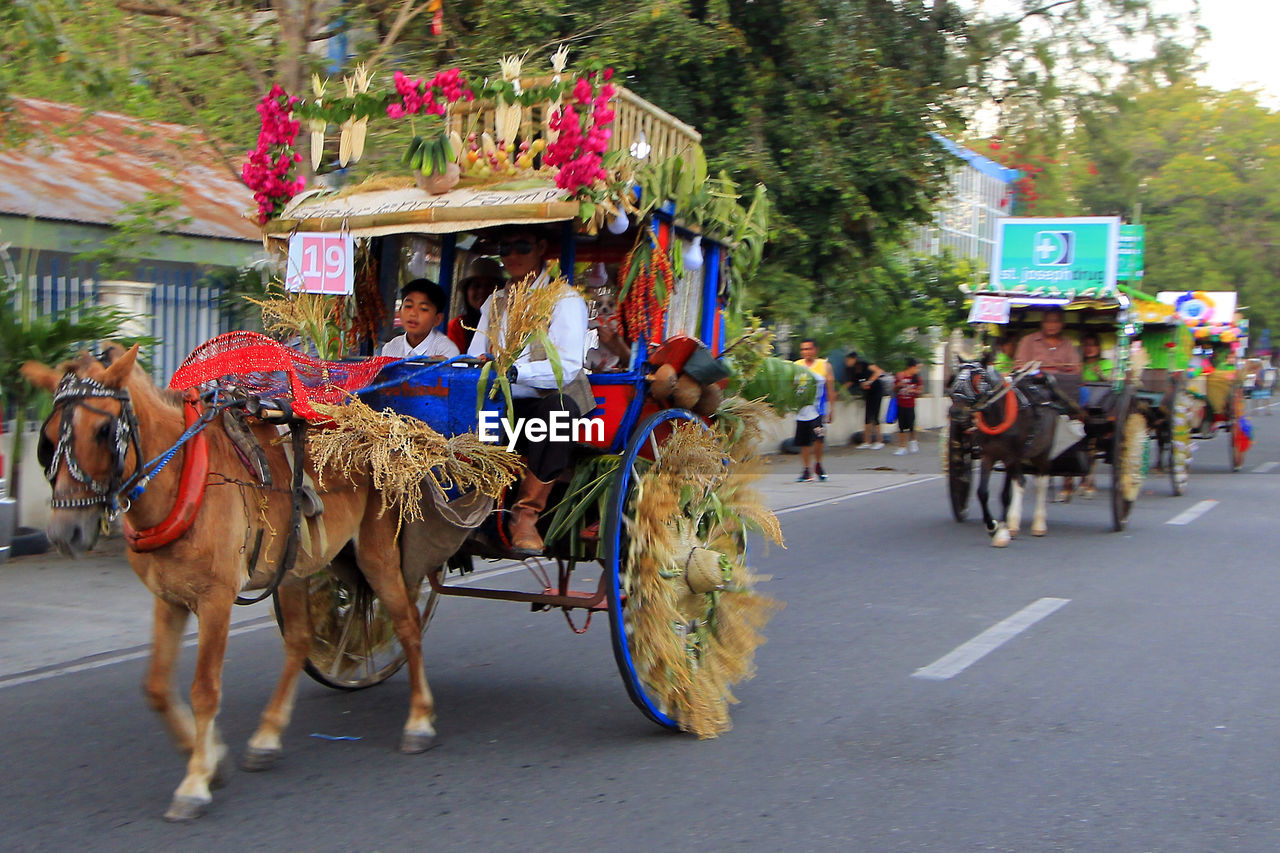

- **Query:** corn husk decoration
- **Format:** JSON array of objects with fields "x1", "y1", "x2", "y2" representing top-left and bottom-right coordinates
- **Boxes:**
[
  {"x1": 338, "y1": 74, "x2": 356, "y2": 167},
  {"x1": 448, "y1": 130, "x2": 465, "y2": 167},
  {"x1": 337, "y1": 64, "x2": 374, "y2": 167},
  {"x1": 309, "y1": 74, "x2": 327, "y2": 172},
  {"x1": 546, "y1": 44, "x2": 570, "y2": 146},
  {"x1": 495, "y1": 53, "x2": 525, "y2": 147}
]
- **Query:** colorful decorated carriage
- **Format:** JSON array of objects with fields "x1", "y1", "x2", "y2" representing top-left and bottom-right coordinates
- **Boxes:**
[
  {"x1": 205, "y1": 51, "x2": 777, "y2": 738},
  {"x1": 1153, "y1": 290, "x2": 1252, "y2": 472},
  {"x1": 946, "y1": 289, "x2": 1149, "y2": 532},
  {"x1": 1122, "y1": 288, "x2": 1194, "y2": 495}
]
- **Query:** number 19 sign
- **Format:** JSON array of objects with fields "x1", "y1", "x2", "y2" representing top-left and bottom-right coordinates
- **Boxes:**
[{"x1": 285, "y1": 232, "x2": 354, "y2": 295}]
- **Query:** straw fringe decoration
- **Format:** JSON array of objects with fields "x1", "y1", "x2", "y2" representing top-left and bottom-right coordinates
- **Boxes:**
[
  {"x1": 309, "y1": 395, "x2": 523, "y2": 526},
  {"x1": 488, "y1": 272, "x2": 574, "y2": 386},
  {"x1": 623, "y1": 422, "x2": 783, "y2": 738}
]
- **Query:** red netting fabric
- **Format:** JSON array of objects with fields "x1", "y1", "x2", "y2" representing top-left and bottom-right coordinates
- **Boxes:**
[{"x1": 169, "y1": 331, "x2": 395, "y2": 422}]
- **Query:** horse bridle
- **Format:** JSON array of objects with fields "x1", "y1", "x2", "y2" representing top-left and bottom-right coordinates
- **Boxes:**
[{"x1": 39, "y1": 372, "x2": 145, "y2": 517}]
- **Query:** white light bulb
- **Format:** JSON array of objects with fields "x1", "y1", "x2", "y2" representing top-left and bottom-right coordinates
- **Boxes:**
[
  {"x1": 682, "y1": 235, "x2": 704, "y2": 271},
  {"x1": 607, "y1": 205, "x2": 629, "y2": 235}
]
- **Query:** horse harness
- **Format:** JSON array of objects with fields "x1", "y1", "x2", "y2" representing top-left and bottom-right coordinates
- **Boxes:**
[{"x1": 39, "y1": 369, "x2": 309, "y2": 605}]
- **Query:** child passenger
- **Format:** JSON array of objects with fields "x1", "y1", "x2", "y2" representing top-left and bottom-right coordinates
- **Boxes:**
[{"x1": 382, "y1": 279, "x2": 461, "y2": 360}]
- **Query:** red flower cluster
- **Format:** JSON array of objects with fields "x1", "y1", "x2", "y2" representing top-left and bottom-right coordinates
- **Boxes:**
[
  {"x1": 242, "y1": 85, "x2": 305, "y2": 224},
  {"x1": 386, "y1": 68, "x2": 474, "y2": 119},
  {"x1": 544, "y1": 69, "x2": 617, "y2": 195}
]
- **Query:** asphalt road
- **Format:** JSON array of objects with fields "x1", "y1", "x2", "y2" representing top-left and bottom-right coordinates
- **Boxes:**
[{"x1": 4, "y1": 414, "x2": 1280, "y2": 852}]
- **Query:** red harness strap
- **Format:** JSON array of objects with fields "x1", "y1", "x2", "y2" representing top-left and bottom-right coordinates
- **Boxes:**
[
  {"x1": 124, "y1": 390, "x2": 210, "y2": 552},
  {"x1": 973, "y1": 373, "x2": 1020, "y2": 436}
]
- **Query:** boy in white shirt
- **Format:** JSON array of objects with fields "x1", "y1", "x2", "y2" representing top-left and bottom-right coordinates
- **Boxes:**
[{"x1": 381, "y1": 279, "x2": 461, "y2": 360}]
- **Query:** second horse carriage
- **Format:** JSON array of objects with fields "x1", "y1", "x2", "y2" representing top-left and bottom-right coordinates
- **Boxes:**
[{"x1": 946, "y1": 289, "x2": 1151, "y2": 539}]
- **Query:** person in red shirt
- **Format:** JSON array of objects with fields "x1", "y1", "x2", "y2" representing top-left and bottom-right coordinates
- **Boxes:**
[
  {"x1": 892, "y1": 358, "x2": 924, "y2": 455},
  {"x1": 446, "y1": 257, "x2": 504, "y2": 353}
]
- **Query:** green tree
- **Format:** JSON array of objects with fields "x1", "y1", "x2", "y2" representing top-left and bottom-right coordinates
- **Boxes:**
[{"x1": 1072, "y1": 81, "x2": 1280, "y2": 330}]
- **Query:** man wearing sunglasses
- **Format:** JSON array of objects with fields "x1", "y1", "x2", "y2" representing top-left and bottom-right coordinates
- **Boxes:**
[{"x1": 468, "y1": 226, "x2": 592, "y2": 555}]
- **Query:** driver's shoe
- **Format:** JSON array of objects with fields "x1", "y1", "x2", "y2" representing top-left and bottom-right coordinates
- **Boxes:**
[{"x1": 508, "y1": 475, "x2": 555, "y2": 555}]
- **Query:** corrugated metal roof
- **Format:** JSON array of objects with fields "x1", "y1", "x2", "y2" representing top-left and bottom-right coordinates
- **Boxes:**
[{"x1": 0, "y1": 97, "x2": 260, "y2": 242}]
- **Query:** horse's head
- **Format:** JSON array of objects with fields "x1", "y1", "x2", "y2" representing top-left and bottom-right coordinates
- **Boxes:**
[
  {"x1": 20, "y1": 344, "x2": 145, "y2": 556},
  {"x1": 949, "y1": 360, "x2": 1003, "y2": 405}
]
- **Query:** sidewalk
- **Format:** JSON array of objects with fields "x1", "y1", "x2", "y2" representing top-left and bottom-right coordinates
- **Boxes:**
[{"x1": 0, "y1": 436, "x2": 941, "y2": 681}]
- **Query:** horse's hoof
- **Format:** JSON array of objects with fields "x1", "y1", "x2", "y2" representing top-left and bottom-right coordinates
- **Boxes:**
[
  {"x1": 1006, "y1": 528, "x2": 1019, "y2": 539},
  {"x1": 241, "y1": 746, "x2": 282, "y2": 772},
  {"x1": 164, "y1": 795, "x2": 210, "y2": 822},
  {"x1": 992, "y1": 532, "x2": 1011, "y2": 548},
  {"x1": 400, "y1": 731, "x2": 439, "y2": 754},
  {"x1": 1032, "y1": 526, "x2": 1047, "y2": 537}
]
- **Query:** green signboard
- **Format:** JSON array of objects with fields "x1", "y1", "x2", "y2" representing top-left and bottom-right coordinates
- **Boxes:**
[
  {"x1": 990, "y1": 216, "x2": 1121, "y2": 297},
  {"x1": 1117, "y1": 224, "x2": 1145, "y2": 281}
]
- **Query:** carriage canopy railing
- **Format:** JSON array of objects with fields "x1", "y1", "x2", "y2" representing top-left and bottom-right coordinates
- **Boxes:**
[{"x1": 446, "y1": 79, "x2": 702, "y2": 174}]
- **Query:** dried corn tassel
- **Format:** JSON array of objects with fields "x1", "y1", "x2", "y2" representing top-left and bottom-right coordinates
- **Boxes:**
[{"x1": 309, "y1": 74, "x2": 327, "y2": 172}]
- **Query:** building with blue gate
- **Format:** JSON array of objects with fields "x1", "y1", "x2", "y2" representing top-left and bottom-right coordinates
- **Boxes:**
[{"x1": 0, "y1": 96, "x2": 265, "y2": 382}]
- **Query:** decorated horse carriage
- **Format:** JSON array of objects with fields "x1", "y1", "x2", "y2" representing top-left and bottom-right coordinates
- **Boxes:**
[
  {"x1": 26, "y1": 50, "x2": 779, "y2": 821},
  {"x1": 1152, "y1": 290, "x2": 1252, "y2": 473},
  {"x1": 946, "y1": 289, "x2": 1150, "y2": 538},
  {"x1": 1122, "y1": 288, "x2": 1194, "y2": 495}
]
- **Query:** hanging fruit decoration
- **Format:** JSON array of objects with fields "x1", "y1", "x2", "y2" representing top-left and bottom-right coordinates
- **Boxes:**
[{"x1": 618, "y1": 238, "x2": 672, "y2": 345}]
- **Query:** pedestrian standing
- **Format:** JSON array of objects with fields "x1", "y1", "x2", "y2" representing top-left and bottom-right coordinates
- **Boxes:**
[
  {"x1": 794, "y1": 339, "x2": 836, "y2": 481},
  {"x1": 844, "y1": 351, "x2": 886, "y2": 449},
  {"x1": 892, "y1": 358, "x2": 924, "y2": 456}
]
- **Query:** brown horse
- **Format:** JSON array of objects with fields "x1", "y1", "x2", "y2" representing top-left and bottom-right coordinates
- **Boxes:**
[
  {"x1": 950, "y1": 361, "x2": 1058, "y2": 547},
  {"x1": 22, "y1": 344, "x2": 467, "y2": 821}
]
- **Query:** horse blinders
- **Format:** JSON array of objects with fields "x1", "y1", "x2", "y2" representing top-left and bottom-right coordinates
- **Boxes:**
[{"x1": 41, "y1": 372, "x2": 143, "y2": 514}]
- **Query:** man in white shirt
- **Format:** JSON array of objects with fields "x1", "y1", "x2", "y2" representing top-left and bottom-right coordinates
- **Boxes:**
[
  {"x1": 381, "y1": 279, "x2": 461, "y2": 360},
  {"x1": 468, "y1": 227, "x2": 592, "y2": 554}
]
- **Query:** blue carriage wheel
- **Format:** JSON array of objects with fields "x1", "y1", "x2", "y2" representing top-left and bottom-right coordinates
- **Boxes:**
[{"x1": 603, "y1": 407, "x2": 703, "y2": 730}]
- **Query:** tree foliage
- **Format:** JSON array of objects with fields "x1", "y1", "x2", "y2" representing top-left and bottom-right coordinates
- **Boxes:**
[{"x1": 1, "y1": 0, "x2": 1207, "y2": 334}]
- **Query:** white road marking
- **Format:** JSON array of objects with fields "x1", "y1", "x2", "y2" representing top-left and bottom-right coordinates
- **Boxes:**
[
  {"x1": 1252, "y1": 461, "x2": 1278, "y2": 473},
  {"x1": 774, "y1": 475, "x2": 942, "y2": 516},
  {"x1": 912, "y1": 597, "x2": 1070, "y2": 681},
  {"x1": 0, "y1": 619, "x2": 275, "y2": 691},
  {"x1": 1166, "y1": 499, "x2": 1219, "y2": 526}
]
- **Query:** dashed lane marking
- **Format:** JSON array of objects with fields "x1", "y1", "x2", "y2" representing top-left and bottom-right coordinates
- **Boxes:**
[
  {"x1": 1166, "y1": 499, "x2": 1219, "y2": 526},
  {"x1": 912, "y1": 597, "x2": 1071, "y2": 681},
  {"x1": 1252, "y1": 461, "x2": 1278, "y2": 474},
  {"x1": 774, "y1": 475, "x2": 943, "y2": 517}
]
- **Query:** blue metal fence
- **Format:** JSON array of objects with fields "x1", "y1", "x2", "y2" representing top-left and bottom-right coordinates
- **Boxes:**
[{"x1": 147, "y1": 269, "x2": 230, "y2": 384}]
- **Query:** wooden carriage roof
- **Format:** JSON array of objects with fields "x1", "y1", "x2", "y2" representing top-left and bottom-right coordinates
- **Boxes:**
[{"x1": 262, "y1": 179, "x2": 579, "y2": 243}]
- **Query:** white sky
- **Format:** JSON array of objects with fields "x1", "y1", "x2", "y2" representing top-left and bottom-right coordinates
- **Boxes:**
[{"x1": 1194, "y1": 0, "x2": 1280, "y2": 102}]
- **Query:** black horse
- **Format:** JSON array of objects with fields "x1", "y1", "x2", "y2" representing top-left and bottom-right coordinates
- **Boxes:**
[{"x1": 950, "y1": 362, "x2": 1059, "y2": 547}]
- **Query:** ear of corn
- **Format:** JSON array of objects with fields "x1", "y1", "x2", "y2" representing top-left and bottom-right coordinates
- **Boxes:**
[{"x1": 349, "y1": 64, "x2": 373, "y2": 163}]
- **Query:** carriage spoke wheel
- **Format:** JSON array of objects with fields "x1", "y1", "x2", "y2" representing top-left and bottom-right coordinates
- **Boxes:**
[
  {"x1": 1111, "y1": 394, "x2": 1147, "y2": 531},
  {"x1": 277, "y1": 563, "x2": 440, "y2": 691},
  {"x1": 945, "y1": 414, "x2": 973, "y2": 522},
  {"x1": 602, "y1": 408, "x2": 767, "y2": 736}
]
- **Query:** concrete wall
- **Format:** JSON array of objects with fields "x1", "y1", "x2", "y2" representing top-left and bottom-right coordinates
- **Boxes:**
[
  {"x1": 2, "y1": 429, "x2": 51, "y2": 531},
  {"x1": 755, "y1": 394, "x2": 949, "y2": 453}
]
